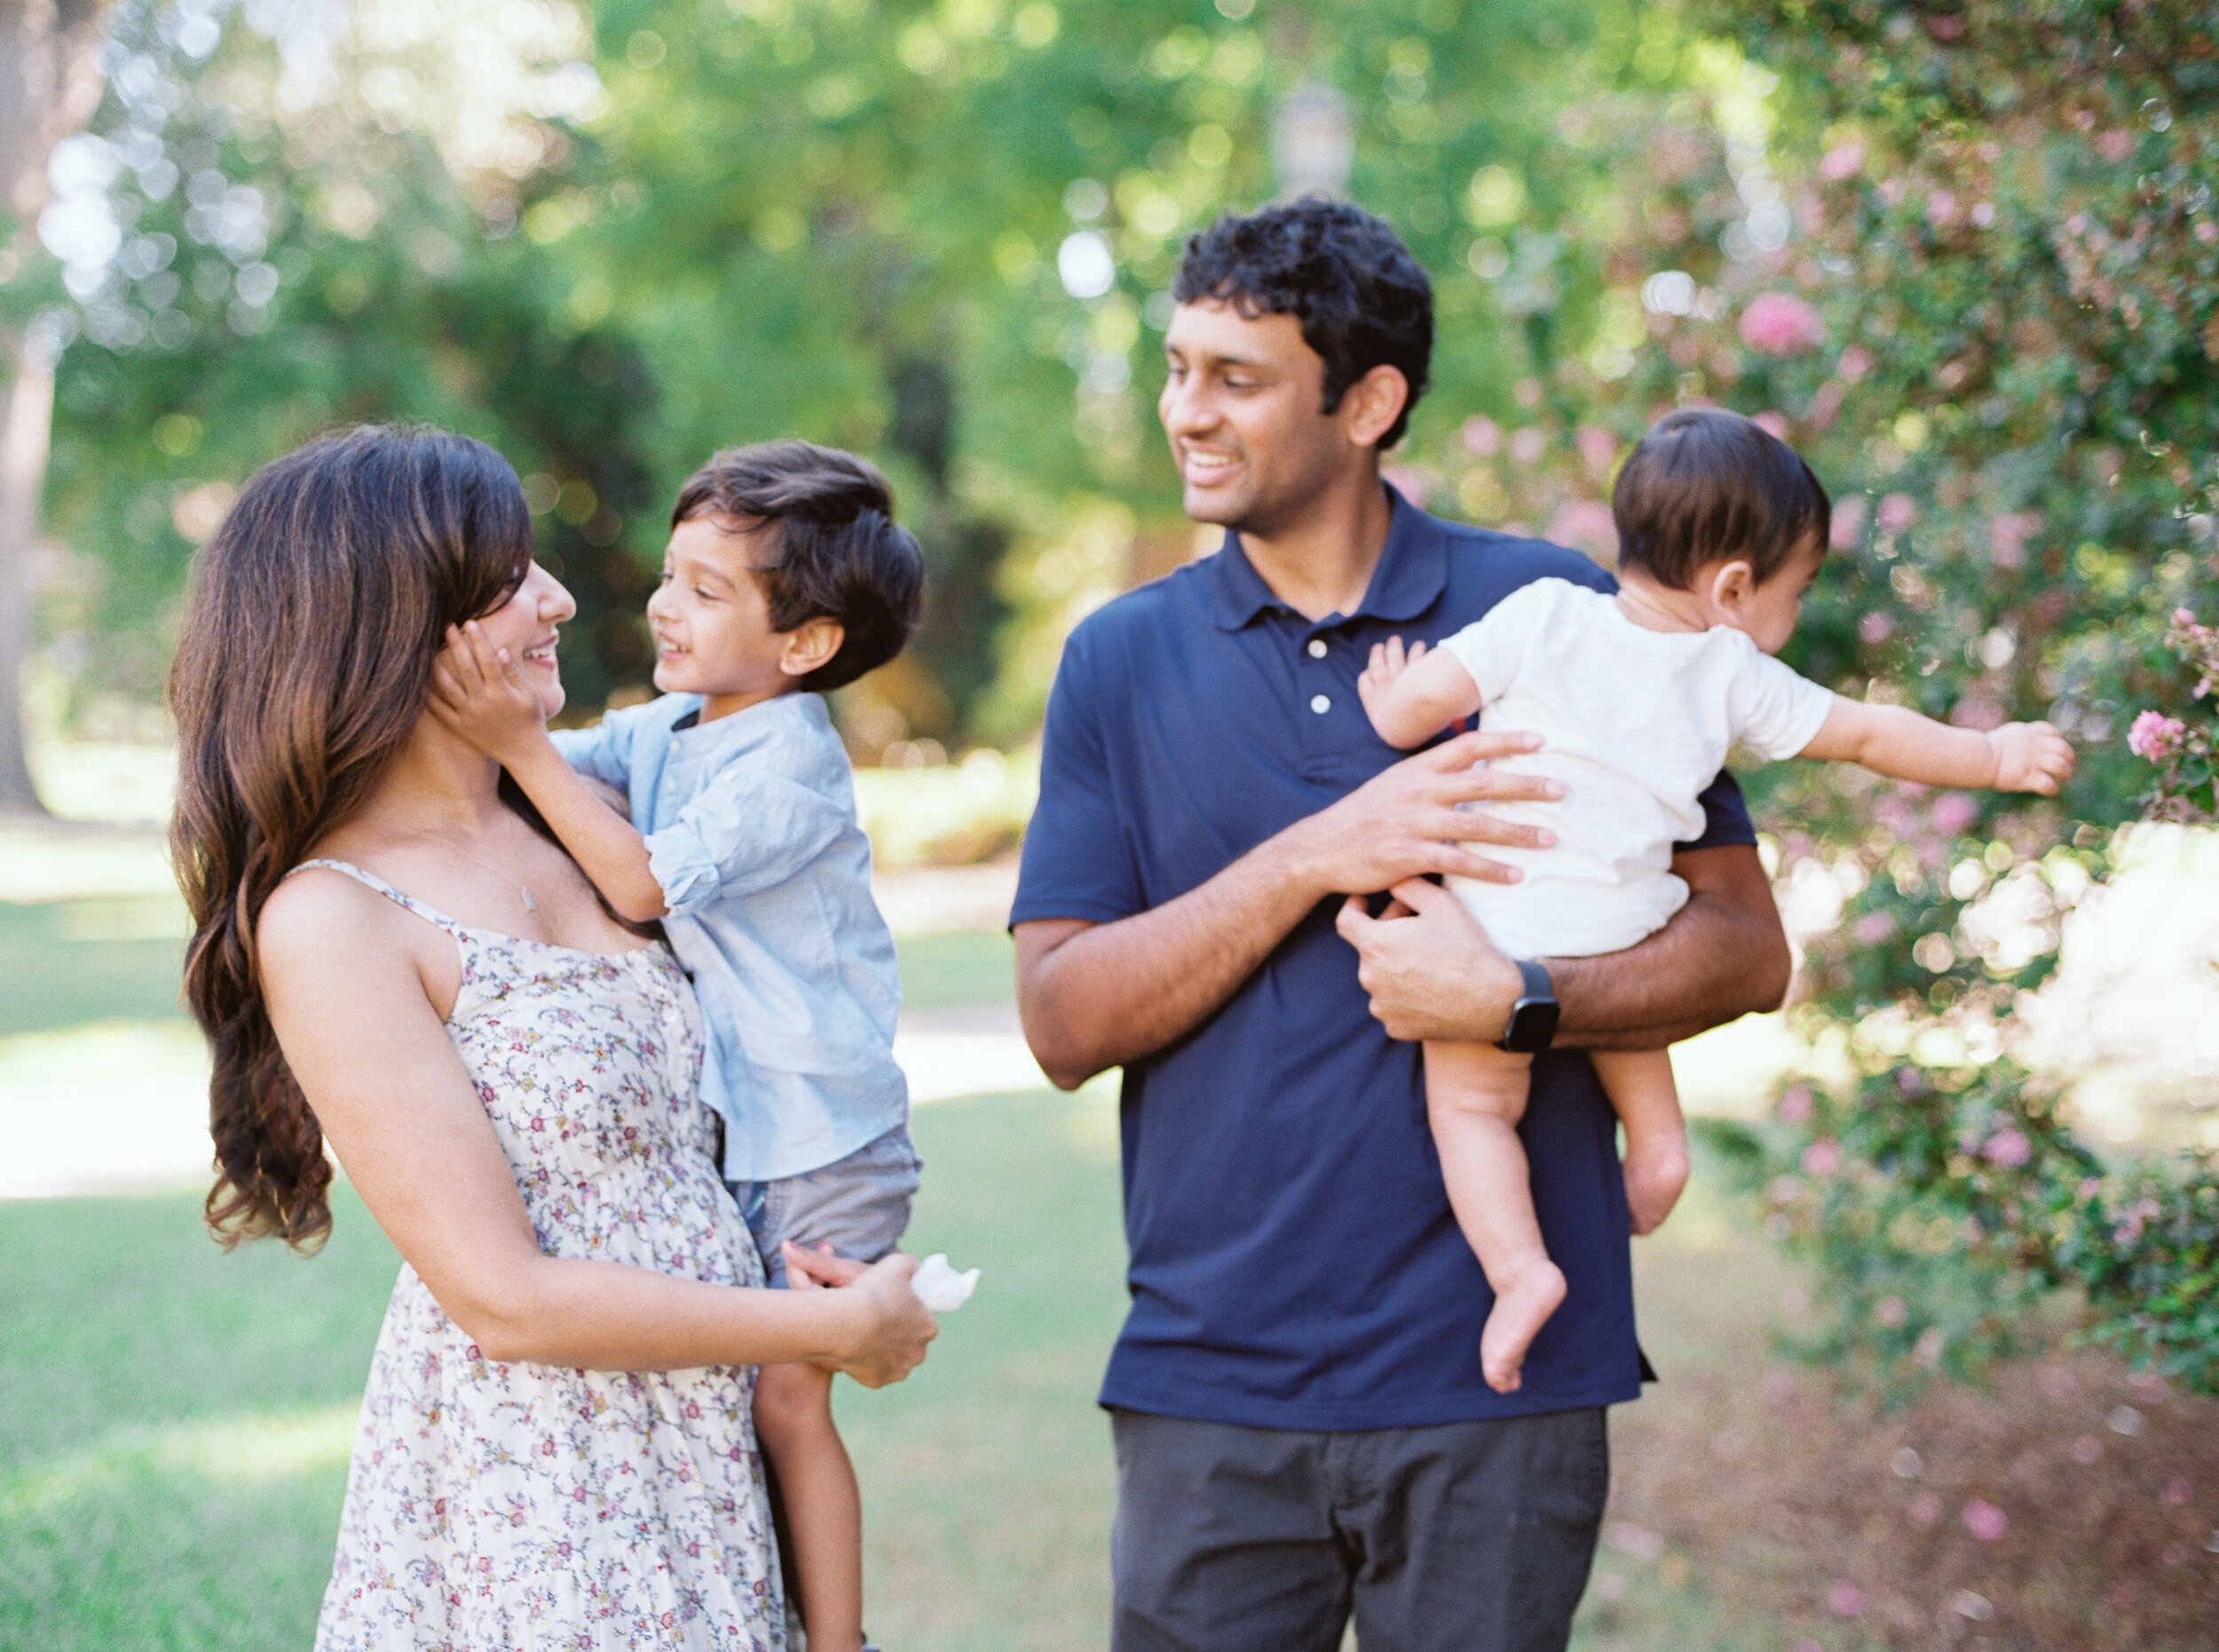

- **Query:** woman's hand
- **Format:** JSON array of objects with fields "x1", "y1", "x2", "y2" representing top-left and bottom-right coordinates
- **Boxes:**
[
  {"x1": 429, "y1": 620, "x2": 548, "y2": 764},
  {"x1": 784, "y1": 1245, "x2": 937, "y2": 1387}
]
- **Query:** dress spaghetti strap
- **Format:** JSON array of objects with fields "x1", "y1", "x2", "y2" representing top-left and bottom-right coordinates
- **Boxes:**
[{"x1": 287, "y1": 858, "x2": 466, "y2": 936}]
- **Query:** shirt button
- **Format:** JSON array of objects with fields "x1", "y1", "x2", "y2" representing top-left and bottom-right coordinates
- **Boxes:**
[
  {"x1": 1309, "y1": 693, "x2": 1331, "y2": 715},
  {"x1": 1306, "y1": 638, "x2": 1328, "y2": 659}
]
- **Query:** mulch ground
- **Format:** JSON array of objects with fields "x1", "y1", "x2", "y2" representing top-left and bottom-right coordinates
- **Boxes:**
[{"x1": 1607, "y1": 1344, "x2": 2219, "y2": 1650}]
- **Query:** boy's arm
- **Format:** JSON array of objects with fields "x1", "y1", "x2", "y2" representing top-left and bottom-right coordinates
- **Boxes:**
[
  {"x1": 1799, "y1": 697, "x2": 2074, "y2": 794},
  {"x1": 1357, "y1": 637, "x2": 1484, "y2": 749},
  {"x1": 430, "y1": 623, "x2": 671, "y2": 921}
]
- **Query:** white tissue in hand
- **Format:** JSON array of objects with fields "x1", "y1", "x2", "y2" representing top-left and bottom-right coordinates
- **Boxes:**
[{"x1": 910, "y1": 1253, "x2": 979, "y2": 1312}]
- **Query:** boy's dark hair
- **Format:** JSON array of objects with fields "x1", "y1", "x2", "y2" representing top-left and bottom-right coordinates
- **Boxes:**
[
  {"x1": 672, "y1": 439, "x2": 924, "y2": 692},
  {"x1": 1610, "y1": 407, "x2": 1831, "y2": 589},
  {"x1": 1173, "y1": 197, "x2": 1433, "y2": 449}
]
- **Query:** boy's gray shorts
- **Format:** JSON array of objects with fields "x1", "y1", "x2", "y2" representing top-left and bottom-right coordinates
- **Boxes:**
[{"x1": 727, "y1": 1124, "x2": 921, "y2": 1290}]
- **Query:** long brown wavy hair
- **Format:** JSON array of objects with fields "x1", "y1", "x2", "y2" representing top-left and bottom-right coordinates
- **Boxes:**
[{"x1": 170, "y1": 426, "x2": 533, "y2": 1252}]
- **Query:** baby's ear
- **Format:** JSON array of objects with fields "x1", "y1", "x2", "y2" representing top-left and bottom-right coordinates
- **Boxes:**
[
  {"x1": 779, "y1": 615, "x2": 845, "y2": 677},
  {"x1": 1707, "y1": 558, "x2": 1758, "y2": 611}
]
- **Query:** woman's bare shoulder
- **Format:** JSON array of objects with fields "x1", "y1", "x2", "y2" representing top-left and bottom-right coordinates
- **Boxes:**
[{"x1": 257, "y1": 862, "x2": 417, "y2": 973}]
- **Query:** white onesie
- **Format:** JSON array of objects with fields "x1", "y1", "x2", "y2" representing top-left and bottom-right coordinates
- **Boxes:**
[{"x1": 1433, "y1": 577, "x2": 1836, "y2": 960}]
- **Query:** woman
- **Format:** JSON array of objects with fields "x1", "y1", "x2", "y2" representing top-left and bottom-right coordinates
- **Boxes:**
[{"x1": 170, "y1": 426, "x2": 934, "y2": 1648}]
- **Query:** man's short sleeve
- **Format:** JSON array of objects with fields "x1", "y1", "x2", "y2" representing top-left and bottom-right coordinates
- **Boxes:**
[
  {"x1": 1010, "y1": 630, "x2": 1143, "y2": 927},
  {"x1": 1675, "y1": 767, "x2": 1757, "y2": 853}
]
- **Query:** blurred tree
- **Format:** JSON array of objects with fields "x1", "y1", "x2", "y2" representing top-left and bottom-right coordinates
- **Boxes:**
[{"x1": 1, "y1": 0, "x2": 106, "y2": 814}]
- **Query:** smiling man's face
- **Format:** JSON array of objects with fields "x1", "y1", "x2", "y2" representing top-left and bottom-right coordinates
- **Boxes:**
[{"x1": 1158, "y1": 297, "x2": 1360, "y2": 540}]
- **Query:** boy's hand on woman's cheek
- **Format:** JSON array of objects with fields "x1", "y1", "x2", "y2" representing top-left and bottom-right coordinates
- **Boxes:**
[{"x1": 428, "y1": 621, "x2": 549, "y2": 759}]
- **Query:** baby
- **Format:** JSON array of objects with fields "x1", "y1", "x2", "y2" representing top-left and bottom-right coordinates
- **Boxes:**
[
  {"x1": 432, "y1": 439, "x2": 924, "y2": 1652},
  {"x1": 1358, "y1": 407, "x2": 2073, "y2": 1395}
]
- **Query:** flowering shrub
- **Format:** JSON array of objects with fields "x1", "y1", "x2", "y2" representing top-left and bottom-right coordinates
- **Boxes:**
[
  {"x1": 2129, "y1": 608, "x2": 2218, "y2": 818},
  {"x1": 1395, "y1": 0, "x2": 2219, "y2": 1395}
]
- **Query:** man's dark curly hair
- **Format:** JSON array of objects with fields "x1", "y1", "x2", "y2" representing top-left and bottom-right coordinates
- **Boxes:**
[
  {"x1": 1172, "y1": 197, "x2": 1433, "y2": 449},
  {"x1": 672, "y1": 440, "x2": 923, "y2": 692}
]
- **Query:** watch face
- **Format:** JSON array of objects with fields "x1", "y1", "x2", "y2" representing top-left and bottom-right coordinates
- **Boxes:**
[{"x1": 1505, "y1": 998, "x2": 1560, "y2": 1054}]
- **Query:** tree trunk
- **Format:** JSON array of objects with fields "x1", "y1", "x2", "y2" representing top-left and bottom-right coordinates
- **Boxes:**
[{"x1": 0, "y1": 0, "x2": 107, "y2": 817}]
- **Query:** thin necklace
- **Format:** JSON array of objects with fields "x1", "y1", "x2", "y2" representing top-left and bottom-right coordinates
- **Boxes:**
[{"x1": 399, "y1": 827, "x2": 538, "y2": 913}]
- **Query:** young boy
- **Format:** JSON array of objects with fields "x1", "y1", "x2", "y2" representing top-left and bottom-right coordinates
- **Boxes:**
[
  {"x1": 432, "y1": 439, "x2": 926, "y2": 1652},
  {"x1": 1357, "y1": 407, "x2": 2074, "y2": 1395}
]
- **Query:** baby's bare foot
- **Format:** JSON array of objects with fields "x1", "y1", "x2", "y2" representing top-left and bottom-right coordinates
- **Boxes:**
[
  {"x1": 1623, "y1": 1139, "x2": 1690, "y2": 1236},
  {"x1": 1480, "y1": 1257, "x2": 1568, "y2": 1394}
]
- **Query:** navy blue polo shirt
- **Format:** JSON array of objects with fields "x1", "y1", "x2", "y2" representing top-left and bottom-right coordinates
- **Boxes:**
[{"x1": 1010, "y1": 488, "x2": 1757, "y2": 1431}]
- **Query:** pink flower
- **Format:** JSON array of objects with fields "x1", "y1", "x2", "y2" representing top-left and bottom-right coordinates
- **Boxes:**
[
  {"x1": 1801, "y1": 1138, "x2": 1843, "y2": 1177},
  {"x1": 1461, "y1": 415, "x2": 1502, "y2": 456},
  {"x1": 1962, "y1": 1498, "x2": 2009, "y2": 1541},
  {"x1": 1874, "y1": 1295, "x2": 1907, "y2": 1327},
  {"x1": 1926, "y1": 190, "x2": 1958, "y2": 226},
  {"x1": 1509, "y1": 426, "x2": 1547, "y2": 465},
  {"x1": 1836, "y1": 344, "x2": 1875, "y2": 382},
  {"x1": 1752, "y1": 410, "x2": 1792, "y2": 440},
  {"x1": 1777, "y1": 1085, "x2": 1813, "y2": 1125},
  {"x1": 2176, "y1": 608, "x2": 2198, "y2": 627},
  {"x1": 1876, "y1": 493, "x2": 1919, "y2": 534},
  {"x1": 1738, "y1": 291, "x2": 1826, "y2": 355},
  {"x1": 1546, "y1": 500, "x2": 1617, "y2": 559},
  {"x1": 1982, "y1": 1127, "x2": 2032, "y2": 1167},
  {"x1": 2094, "y1": 130, "x2": 2135, "y2": 162},
  {"x1": 1987, "y1": 511, "x2": 2041, "y2": 569},
  {"x1": 1575, "y1": 425, "x2": 1618, "y2": 478},
  {"x1": 1828, "y1": 1580, "x2": 1867, "y2": 1616},
  {"x1": 1818, "y1": 142, "x2": 1866, "y2": 182},
  {"x1": 1852, "y1": 912, "x2": 1896, "y2": 945},
  {"x1": 1931, "y1": 793, "x2": 1978, "y2": 836},
  {"x1": 1833, "y1": 494, "x2": 1868, "y2": 549},
  {"x1": 2128, "y1": 710, "x2": 2187, "y2": 762}
]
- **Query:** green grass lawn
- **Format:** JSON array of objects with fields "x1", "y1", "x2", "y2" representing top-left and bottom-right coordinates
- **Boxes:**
[{"x1": 1, "y1": 900, "x2": 1787, "y2": 1649}]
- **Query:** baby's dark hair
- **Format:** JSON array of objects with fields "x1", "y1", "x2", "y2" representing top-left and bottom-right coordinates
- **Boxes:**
[
  {"x1": 1173, "y1": 197, "x2": 1433, "y2": 450},
  {"x1": 1611, "y1": 407, "x2": 1831, "y2": 589},
  {"x1": 672, "y1": 439, "x2": 923, "y2": 692}
]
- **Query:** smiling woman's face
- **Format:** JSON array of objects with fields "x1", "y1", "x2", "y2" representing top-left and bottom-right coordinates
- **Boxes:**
[{"x1": 470, "y1": 559, "x2": 577, "y2": 718}]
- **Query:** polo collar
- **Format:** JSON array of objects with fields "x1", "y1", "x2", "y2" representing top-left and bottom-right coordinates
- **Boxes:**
[{"x1": 1206, "y1": 484, "x2": 1449, "y2": 631}]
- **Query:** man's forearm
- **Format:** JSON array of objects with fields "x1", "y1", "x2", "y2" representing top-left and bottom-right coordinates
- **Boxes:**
[
  {"x1": 1015, "y1": 835, "x2": 1330, "y2": 1090},
  {"x1": 1544, "y1": 845, "x2": 1790, "y2": 1050}
]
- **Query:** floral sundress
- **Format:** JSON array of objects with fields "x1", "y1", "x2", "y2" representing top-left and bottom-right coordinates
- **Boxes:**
[{"x1": 301, "y1": 859, "x2": 783, "y2": 1651}]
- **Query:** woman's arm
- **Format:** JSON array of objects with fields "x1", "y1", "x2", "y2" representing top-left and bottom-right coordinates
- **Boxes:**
[
  {"x1": 257, "y1": 875, "x2": 935, "y2": 1383},
  {"x1": 1799, "y1": 698, "x2": 2074, "y2": 794}
]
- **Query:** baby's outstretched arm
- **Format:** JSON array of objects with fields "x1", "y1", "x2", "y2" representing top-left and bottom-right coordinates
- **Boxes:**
[
  {"x1": 429, "y1": 622, "x2": 670, "y2": 921},
  {"x1": 1359, "y1": 636, "x2": 1486, "y2": 750},
  {"x1": 1799, "y1": 698, "x2": 2074, "y2": 794}
]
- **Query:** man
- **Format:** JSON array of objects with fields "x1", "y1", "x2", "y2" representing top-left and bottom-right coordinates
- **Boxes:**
[{"x1": 1011, "y1": 198, "x2": 1789, "y2": 1651}]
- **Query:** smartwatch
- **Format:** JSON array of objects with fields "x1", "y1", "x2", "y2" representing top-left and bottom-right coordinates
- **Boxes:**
[{"x1": 1496, "y1": 959, "x2": 1560, "y2": 1054}]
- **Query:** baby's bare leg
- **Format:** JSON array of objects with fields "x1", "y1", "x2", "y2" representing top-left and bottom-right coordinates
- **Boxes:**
[
  {"x1": 1424, "y1": 1039, "x2": 1568, "y2": 1395},
  {"x1": 753, "y1": 1360, "x2": 863, "y2": 1652},
  {"x1": 1591, "y1": 1048, "x2": 1689, "y2": 1236}
]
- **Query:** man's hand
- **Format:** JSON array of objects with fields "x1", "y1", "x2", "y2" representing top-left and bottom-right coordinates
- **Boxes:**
[
  {"x1": 429, "y1": 620, "x2": 549, "y2": 765},
  {"x1": 1335, "y1": 876, "x2": 1522, "y2": 1043},
  {"x1": 1284, "y1": 729, "x2": 1562, "y2": 894},
  {"x1": 1987, "y1": 721, "x2": 2074, "y2": 794}
]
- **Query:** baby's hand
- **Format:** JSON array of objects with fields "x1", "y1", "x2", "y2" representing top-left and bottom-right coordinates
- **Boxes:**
[
  {"x1": 429, "y1": 620, "x2": 547, "y2": 762},
  {"x1": 1357, "y1": 636, "x2": 1429, "y2": 736},
  {"x1": 1986, "y1": 721, "x2": 2074, "y2": 794}
]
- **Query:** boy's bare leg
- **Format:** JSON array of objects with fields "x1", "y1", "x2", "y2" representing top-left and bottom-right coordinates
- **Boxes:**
[
  {"x1": 754, "y1": 1360, "x2": 864, "y2": 1652},
  {"x1": 1591, "y1": 1048, "x2": 1689, "y2": 1236},
  {"x1": 1424, "y1": 1038, "x2": 1568, "y2": 1395}
]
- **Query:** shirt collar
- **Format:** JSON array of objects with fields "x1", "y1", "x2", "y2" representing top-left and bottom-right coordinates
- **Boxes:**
[{"x1": 1206, "y1": 483, "x2": 1449, "y2": 631}]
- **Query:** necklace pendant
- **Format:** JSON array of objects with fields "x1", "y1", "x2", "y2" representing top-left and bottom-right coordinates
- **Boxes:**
[{"x1": 519, "y1": 886, "x2": 536, "y2": 912}]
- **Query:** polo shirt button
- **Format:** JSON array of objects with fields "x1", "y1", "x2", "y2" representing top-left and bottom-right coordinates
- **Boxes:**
[
  {"x1": 1309, "y1": 693, "x2": 1331, "y2": 715},
  {"x1": 1306, "y1": 638, "x2": 1328, "y2": 659}
]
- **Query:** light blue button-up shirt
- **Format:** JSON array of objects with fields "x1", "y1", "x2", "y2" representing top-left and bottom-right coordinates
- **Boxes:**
[{"x1": 551, "y1": 692, "x2": 907, "y2": 1182}]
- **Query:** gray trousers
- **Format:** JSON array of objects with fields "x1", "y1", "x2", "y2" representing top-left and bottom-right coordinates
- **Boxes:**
[{"x1": 1108, "y1": 1406, "x2": 1608, "y2": 1652}]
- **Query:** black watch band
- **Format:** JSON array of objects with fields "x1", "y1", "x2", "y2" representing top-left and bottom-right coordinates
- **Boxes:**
[{"x1": 1496, "y1": 959, "x2": 1560, "y2": 1054}]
